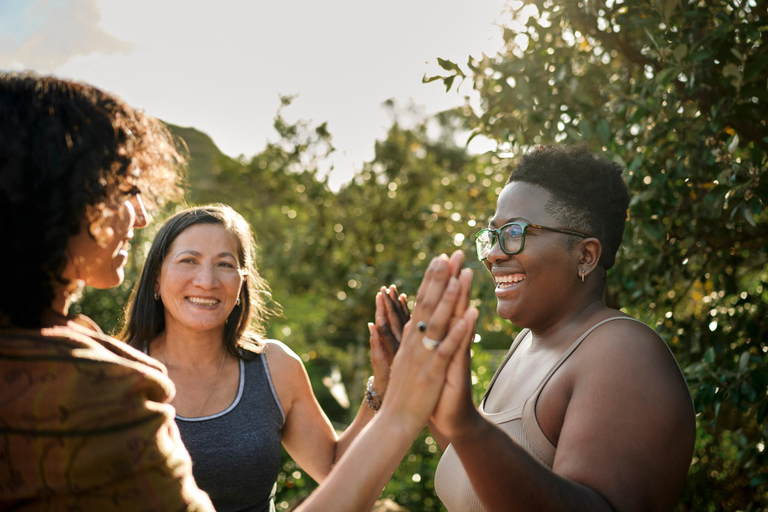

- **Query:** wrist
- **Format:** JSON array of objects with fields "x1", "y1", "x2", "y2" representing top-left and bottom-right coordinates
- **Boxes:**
[
  {"x1": 364, "y1": 376, "x2": 383, "y2": 413},
  {"x1": 446, "y1": 408, "x2": 485, "y2": 446}
]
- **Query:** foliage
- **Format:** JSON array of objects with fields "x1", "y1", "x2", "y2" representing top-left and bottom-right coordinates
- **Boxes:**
[
  {"x1": 427, "y1": 0, "x2": 768, "y2": 509},
  {"x1": 74, "y1": 1, "x2": 768, "y2": 510}
]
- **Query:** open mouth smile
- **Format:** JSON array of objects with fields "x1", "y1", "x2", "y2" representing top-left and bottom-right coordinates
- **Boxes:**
[
  {"x1": 187, "y1": 297, "x2": 220, "y2": 306},
  {"x1": 494, "y1": 274, "x2": 525, "y2": 290}
]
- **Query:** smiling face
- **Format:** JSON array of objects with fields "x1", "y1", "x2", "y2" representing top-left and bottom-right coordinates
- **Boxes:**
[
  {"x1": 62, "y1": 194, "x2": 148, "y2": 289},
  {"x1": 484, "y1": 182, "x2": 583, "y2": 329},
  {"x1": 156, "y1": 223, "x2": 245, "y2": 336}
]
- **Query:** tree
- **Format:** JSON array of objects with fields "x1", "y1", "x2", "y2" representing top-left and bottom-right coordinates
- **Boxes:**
[{"x1": 427, "y1": 0, "x2": 767, "y2": 509}]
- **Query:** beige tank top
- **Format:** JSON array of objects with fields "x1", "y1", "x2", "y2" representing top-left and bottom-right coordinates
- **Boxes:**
[{"x1": 434, "y1": 316, "x2": 646, "y2": 512}]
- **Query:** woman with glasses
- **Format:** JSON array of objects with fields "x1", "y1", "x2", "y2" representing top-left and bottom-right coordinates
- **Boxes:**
[
  {"x1": 380, "y1": 145, "x2": 696, "y2": 511},
  {"x1": 121, "y1": 204, "x2": 408, "y2": 512}
]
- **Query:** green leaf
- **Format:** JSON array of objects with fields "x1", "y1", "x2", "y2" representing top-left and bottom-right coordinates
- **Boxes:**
[
  {"x1": 673, "y1": 44, "x2": 688, "y2": 62},
  {"x1": 437, "y1": 58, "x2": 464, "y2": 76},
  {"x1": 738, "y1": 351, "x2": 751, "y2": 373},
  {"x1": 422, "y1": 73, "x2": 445, "y2": 84},
  {"x1": 704, "y1": 347, "x2": 715, "y2": 364},
  {"x1": 597, "y1": 119, "x2": 611, "y2": 145},
  {"x1": 444, "y1": 75, "x2": 456, "y2": 92},
  {"x1": 655, "y1": 67, "x2": 679, "y2": 86},
  {"x1": 742, "y1": 203, "x2": 757, "y2": 227},
  {"x1": 723, "y1": 63, "x2": 740, "y2": 81},
  {"x1": 691, "y1": 48, "x2": 715, "y2": 62}
]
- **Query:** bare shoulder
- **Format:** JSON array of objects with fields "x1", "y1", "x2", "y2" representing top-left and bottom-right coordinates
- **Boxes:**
[
  {"x1": 262, "y1": 339, "x2": 303, "y2": 366},
  {"x1": 261, "y1": 340, "x2": 311, "y2": 412},
  {"x1": 554, "y1": 317, "x2": 696, "y2": 511},
  {"x1": 574, "y1": 317, "x2": 690, "y2": 394}
]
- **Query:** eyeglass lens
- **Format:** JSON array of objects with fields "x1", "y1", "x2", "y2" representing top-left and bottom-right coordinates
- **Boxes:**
[{"x1": 476, "y1": 223, "x2": 525, "y2": 259}]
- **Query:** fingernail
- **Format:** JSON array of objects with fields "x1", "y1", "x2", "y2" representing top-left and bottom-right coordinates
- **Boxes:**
[{"x1": 367, "y1": 322, "x2": 375, "y2": 333}]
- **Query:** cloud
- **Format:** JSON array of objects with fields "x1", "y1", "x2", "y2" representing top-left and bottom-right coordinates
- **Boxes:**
[{"x1": 0, "y1": 0, "x2": 131, "y2": 71}]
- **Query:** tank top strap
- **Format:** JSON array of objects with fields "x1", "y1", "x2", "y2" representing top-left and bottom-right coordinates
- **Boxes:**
[
  {"x1": 529, "y1": 316, "x2": 644, "y2": 399},
  {"x1": 480, "y1": 328, "x2": 530, "y2": 408},
  {"x1": 259, "y1": 347, "x2": 286, "y2": 425},
  {"x1": 520, "y1": 316, "x2": 648, "y2": 458}
]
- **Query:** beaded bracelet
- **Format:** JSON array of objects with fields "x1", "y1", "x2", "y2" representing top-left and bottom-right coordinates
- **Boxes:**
[{"x1": 364, "y1": 376, "x2": 382, "y2": 413}]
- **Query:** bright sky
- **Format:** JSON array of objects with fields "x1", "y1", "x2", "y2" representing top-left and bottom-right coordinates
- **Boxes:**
[{"x1": 0, "y1": 0, "x2": 508, "y2": 189}]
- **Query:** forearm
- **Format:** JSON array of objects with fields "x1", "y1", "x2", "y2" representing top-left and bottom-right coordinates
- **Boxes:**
[
  {"x1": 334, "y1": 397, "x2": 378, "y2": 463},
  {"x1": 450, "y1": 413, "x2": 615, "y2": 512},
  {"x1": 296, "y1": 412, "x2": 417, "y2": 512},
  {"x1": 427, "y1": 418, "x2": 450, "y2": 451}
]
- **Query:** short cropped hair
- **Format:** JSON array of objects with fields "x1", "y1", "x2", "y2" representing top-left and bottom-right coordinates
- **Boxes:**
[
  {"x1": 507, "y1": 145, "x2": 630, "y2": 269},
  {"x1": 0, "y1": 72, "x2": 184, "y2": 327}
]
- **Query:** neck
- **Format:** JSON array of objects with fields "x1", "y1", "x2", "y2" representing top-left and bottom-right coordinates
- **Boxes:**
[
  {"x1": 527, "y1": 298, "x2": 608, "y2": 350},
  {"x1": 51, "y1": 281, "x2": 82, "y2": 318},
  {"x1": 154, "y1": 324, "x2": 228, "y2": 368}
]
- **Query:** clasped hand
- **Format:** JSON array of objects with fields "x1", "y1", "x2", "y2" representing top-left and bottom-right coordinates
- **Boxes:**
[{"x1": 368, "y1": 251, "x2": 477, "y2": 438}]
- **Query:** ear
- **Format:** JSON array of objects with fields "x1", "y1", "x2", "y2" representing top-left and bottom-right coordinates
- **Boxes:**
[{"x1": 576, "y1": 237, "x2": 602, "y2": 279}]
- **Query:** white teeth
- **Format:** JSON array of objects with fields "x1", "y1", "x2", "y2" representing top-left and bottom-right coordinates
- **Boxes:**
[
  {"x1": 188, "y1": 297, "x2": 219, "y2": 306},
  {"x1": 494, "y1": 275, "x2": 525, "y2": 285}
]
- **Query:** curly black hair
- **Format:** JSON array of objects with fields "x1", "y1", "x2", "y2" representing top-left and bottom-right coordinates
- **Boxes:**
[
  {"x1": 507, "y1": 145, "x2": 630, "y2": 270},
  {"x1": 0, "y1": 72, "x2": 185, "y2": 328}
]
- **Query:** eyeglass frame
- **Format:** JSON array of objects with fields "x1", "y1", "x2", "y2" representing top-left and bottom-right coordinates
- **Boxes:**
[{"x1": 474, "y1": 221, "x2": 591, "y2": 261}]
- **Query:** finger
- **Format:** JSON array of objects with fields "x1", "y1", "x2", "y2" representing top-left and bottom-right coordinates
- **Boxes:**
[
  {"x1": 384, "y1": 286, "x2": 408, "y2": 330},
  {"x1": 452, "y1": 268, "x2": 474, "y2": 320},
  {"x1": 376, "y1": 292, "x2": 401, "y2": 356},
  {"x1": 430, "y1": 308, "x2": 477, "y2": 373},
  {"x1": 413, "y1": 254, "x2": 452, "y2": 321},
  {"x1": 422, "y1": 276, "x2": 462, "y2": 342},
  {"x1": 368, "y1": 323, "x2": 392, "y2": 387},
  {"x1": 398, "y1": 293, "x2": 410, "y2": 320},
  {"x1": 414, "y1": 254, "x2": 448, "y2": 303},
  {"x1": 448, "y1": 250, "x2": 465, "y2": 279}
]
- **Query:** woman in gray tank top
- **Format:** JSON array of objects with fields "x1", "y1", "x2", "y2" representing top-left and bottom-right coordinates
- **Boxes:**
[{"x1": 121, "y1": 205, "x2": 394, "y2": 512}]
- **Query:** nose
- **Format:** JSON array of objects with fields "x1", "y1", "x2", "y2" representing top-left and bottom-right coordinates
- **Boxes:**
[
  {"x1": 130, "y1": 194, "x2": 149, "y2": 229},
  {"x1": 192, "y1": 262, "x2": 219, "y2": 289},
  {"x1": 484, "y1": 235, "x2": 509, "y2": 266}
]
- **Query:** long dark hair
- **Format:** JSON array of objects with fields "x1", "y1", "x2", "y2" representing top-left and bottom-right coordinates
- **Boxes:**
[
  {"x1": 120, "y1": 204, "x2": 275, "y2": 358},
  {"x1": 0, "y1": 73, "x2": 184, "y2": 328}
]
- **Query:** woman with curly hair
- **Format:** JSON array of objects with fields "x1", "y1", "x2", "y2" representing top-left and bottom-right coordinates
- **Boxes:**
[{"x1": 0, "y1": 73, "x2": 213, "y2": 511}]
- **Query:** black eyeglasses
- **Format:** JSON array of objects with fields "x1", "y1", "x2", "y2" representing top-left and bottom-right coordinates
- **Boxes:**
[{"x1": 474, "y1": 221, "x2": 591, "y2": 261}]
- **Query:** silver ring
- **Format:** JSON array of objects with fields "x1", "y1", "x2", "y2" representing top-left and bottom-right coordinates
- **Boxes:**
[{"x1": 421, "y1": 335, "x2": 441, "y2": 351}]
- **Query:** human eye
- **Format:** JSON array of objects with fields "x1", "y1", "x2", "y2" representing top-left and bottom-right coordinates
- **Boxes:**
[
  {"x1": 178, "y1": 257, "x2": 197, "y2": 264},
  {"x1": 502, "y1": 223, "x2": 524, "y2": 238},
  {"x1": 217, "y1": 261, "x2": 236, "y2": 269}
]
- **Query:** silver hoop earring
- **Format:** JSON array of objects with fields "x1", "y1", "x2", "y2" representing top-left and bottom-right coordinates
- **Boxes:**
[
  {"x1": 580, "y1": 270, "x2": 585, "y2": 283},
  {"x1": 236, "y1": 297, "x2": 241, "y2": 306},
  {"x1": 154, "y1": 292, "x2": 160, "y2": 300}
]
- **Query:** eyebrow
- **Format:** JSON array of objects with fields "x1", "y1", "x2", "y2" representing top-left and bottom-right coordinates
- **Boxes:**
[
  {"x1": 489, "y1": 217, "x2": 530, "y2": 228},
  {"x1": 174, "y1": 250, "x2": 238, "y2": 260}
]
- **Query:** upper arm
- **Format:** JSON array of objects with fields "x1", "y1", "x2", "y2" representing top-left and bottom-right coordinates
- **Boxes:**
[
  {"x1": 551, "y1": 323, "x2": 696, "y2": 512},
  {"x1": 263, "y1": 340, "x2": 339, "y2": 482}
]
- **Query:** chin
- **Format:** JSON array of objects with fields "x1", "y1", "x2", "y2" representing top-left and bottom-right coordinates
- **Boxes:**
[{"x1": 89, "y1": 270, "x2": 124, "y2": 289}]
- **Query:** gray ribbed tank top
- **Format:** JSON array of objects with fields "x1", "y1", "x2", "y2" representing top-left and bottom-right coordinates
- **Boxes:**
[{"x1": 176, "y1": 351, "x2": 285, "y2": 512}]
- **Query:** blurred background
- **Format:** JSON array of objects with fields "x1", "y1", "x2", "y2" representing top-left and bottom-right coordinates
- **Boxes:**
[{"x1": 2, "y1": 1, "x2": 767, "y2": 510}]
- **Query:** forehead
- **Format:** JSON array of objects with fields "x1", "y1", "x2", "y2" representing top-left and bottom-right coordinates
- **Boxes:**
[
  {"x1": 168, "y1": 223, "x2": 240, "y2": 257},
  {"x1": 492, "y1": 182, "x2": 555, "y2": 225}
]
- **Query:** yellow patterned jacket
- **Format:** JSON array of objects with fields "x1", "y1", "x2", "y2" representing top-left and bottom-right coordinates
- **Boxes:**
[{"x1": 0, "y1": 316, "x2": 214, "y2": 511}]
